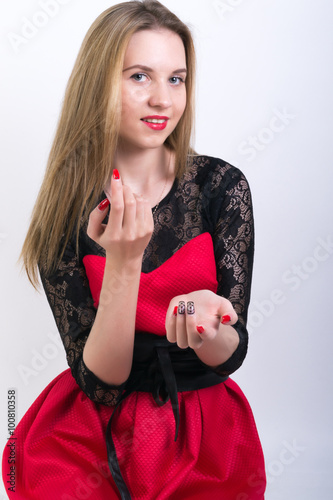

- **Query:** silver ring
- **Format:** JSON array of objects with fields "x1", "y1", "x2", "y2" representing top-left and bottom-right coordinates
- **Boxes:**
[
  {"x1": 178, "y1": 301, "x2": 185, "y2": 314},
  {"x1": 187, "y1": 301, "x2": 195, "y2": 315}
]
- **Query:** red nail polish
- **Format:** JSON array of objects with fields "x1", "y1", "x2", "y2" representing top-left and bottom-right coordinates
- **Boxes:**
[
  {"x1": 221, "y1": 314, "x2": 231, "y2": 324},
  {"x1": 173, "y1": 306, "x2": 178, "y2": 316},
  {"x1": 98, "y1": 198, "x2": 110, "y2": 211},
  {"x1": 113, "y1": 169, "x2": 120, "y2": 180},
  {"x1": 196, "y1": 325, "x2": 205, "y2": 334}
]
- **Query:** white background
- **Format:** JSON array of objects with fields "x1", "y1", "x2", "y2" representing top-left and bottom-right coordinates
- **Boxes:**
[{"x1": 1, "y1": 1, "x2": 333, "y2": 498}]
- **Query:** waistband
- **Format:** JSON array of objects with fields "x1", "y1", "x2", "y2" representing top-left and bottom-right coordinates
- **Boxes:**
[{"x1": 106, "y1": 332, "x2": 228, "y2": 500}]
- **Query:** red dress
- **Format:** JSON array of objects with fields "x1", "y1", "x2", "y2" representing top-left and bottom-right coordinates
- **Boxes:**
[{"x1": 2, "y1": 157, "x2": 266, "y2": 499}]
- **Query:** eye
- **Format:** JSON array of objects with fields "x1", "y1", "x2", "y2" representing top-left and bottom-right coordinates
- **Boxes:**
[
  {"x1": 130, "y1": 73, "x2": 148, "y2": 82},
  {"x1": 170, "y1": 76, "x2": 185, "y2": 85}
]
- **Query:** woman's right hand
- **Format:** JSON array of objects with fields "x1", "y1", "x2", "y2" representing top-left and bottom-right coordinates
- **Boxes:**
[{"x1": 87, "y1": 169, "x2": 154, "y2": 264}]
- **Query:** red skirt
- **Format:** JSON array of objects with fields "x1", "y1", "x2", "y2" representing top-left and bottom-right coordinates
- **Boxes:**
[{"x1": 2, "y1": 368, "x2": 266, "y2": 499}]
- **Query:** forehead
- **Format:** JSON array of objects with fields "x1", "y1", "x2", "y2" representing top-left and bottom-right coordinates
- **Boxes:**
[{"x1": 124, "y1": 29, "x2": 186, "y2": 68}]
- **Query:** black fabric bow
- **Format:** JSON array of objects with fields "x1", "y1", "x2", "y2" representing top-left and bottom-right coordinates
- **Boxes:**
[{"x1": 105, "y1": 333, "x2": 228, "y2": 500}]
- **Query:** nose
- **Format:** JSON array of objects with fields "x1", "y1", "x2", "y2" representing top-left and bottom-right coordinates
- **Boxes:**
[{"x1": 148, "y1": 81, "x2": 172, "y2": 109}]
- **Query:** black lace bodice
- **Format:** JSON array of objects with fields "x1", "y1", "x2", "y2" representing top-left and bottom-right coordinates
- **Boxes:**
[{"x1": 39, "y1": 155, "x2": 254, "y2": 407}]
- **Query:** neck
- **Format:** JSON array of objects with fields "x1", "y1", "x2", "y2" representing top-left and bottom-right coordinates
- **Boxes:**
[{"x1": 113, "y1": 145, "x2": 174, "y2": 196}]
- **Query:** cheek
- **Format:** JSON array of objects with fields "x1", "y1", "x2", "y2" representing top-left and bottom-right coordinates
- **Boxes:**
[
  {"x1": 121, "y1": 86, "x2": 148, "y2": 116},
  {"x1": 176, "y1": 90, "x2": 187, "y2": 116}
]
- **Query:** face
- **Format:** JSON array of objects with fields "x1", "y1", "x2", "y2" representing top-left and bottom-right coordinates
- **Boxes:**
[{"x1": 118, "y1": 28, "x2": 187, "y2": 152}]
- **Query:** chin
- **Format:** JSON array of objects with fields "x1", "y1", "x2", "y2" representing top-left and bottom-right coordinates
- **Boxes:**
[{"x1": 134, "y1": 140, "x2": 168, "y2": 151}]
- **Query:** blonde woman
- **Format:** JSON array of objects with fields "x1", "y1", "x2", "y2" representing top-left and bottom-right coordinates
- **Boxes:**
[{"x1": 2, "y1": 1, "x2": 266, "y2": 498}]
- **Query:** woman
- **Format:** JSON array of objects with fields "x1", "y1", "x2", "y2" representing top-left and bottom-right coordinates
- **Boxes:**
[{"x1": 2, "y1": 1, "x2": 266, "y2": 498}]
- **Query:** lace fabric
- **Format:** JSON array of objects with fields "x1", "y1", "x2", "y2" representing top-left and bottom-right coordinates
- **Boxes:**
[{"x1": 39, "y1": 155, "x2": 254, "y2": 406}]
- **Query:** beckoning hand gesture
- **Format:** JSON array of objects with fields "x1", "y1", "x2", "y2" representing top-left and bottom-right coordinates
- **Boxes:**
[
  {"x1": 87, "y1": 169, "x2": 154, "y2": 264},
  {"x1": 165, "y1": 290, "x2": 238, "y2": 350}
]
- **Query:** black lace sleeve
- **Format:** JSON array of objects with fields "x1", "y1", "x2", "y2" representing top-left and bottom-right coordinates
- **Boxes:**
[
  {"x1": 39, "y1": 235, "x2": 126, "y2": 406},
  {"x1": 208, "y1": 163, "x2": 254, "y2": 376}
]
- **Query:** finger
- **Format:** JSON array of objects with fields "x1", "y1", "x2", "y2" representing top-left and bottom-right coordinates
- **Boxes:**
[
  {"x1": 108, "y1": 169, "x2": 124, "y2": 234},
  {"x1": 122, "y1": 185, "x2": 137, "y2": 234},
  {"x1": 134, "y1": 194, "x2": 146, "y2": 234},
  {"x1": 218, "y1": 297, "x2": 238, "y2": 325},
  {"x1": 144, "y1": 198, "x2": 155, "y2": 235},
  {"x1": 175, "y1": 300, "x2": 188, "y2": 349},
  {"x1": 104, "y1": 170, "x2": 112, "y2": 202},
  {"x1": 165, "y1": 304, "x2": 178, "y2": 343},
  {"x1": 185, "y1": 301, "x2": 204, "y2": 349},
  {"x1": 104, "y1": 178, "x2": 112, "y2": 203},
  {"x1": 86, "y1": 199, "x2": 110, "y2": 242}
]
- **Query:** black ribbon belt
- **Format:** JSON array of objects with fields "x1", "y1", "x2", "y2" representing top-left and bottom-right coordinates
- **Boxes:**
[{"x1": 106, "y1": 332, "x2": 228, "y2": 500}]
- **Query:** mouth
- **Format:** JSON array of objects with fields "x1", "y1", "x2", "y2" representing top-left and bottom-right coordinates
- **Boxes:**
[
  {"x1": 141, "y1": 116, "x2": 169, "y2": 130},
  {"x1": 141, "y1": 116, "x2": 169, "y2": 124}
]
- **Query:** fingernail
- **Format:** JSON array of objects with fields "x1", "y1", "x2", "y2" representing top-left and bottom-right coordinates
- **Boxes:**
[
  {"x1": 178, "y1": 301, "x2": 185, "y2": 314},
  {"x1": 113, "y1": 169, "x2": 120, "y2": 180},
  {"x1": 196, "y1": 325, "x2": 205, "y2": 334},
  {"x1": 173, "y1": 306, "x2": 178, "y2": 316},
  {"x1": 187, "y1": 301, "x2": 195, "y2": 314},
  {"x1": 221, "y1": 314, "x2": 231, "y2": 324},
  {"x1": 98, "y1": 198, "x2": 110, "y2": 211}
]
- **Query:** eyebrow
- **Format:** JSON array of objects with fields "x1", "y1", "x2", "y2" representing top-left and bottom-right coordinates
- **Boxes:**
[{"x1": 123, "y1": 64, "x2": 187, "y2": 74}]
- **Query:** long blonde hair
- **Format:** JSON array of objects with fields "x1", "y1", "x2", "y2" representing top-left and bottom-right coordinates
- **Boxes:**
[{"x1": 21, "y1": 0, "x2": 196, "y2": 288}]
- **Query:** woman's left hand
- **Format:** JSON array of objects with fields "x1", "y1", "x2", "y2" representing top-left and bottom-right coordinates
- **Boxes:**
[{"x1": 165, "y1": 290, "x2": 238, "y2": 349}]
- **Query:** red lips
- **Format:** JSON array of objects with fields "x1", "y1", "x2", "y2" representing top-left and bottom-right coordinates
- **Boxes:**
[
  {"x1": 141, "y1": 116, "x2": 169, "y2": 131},
  {"x1": 141, "y1": 115, "x2": 169, "y2": 120}
]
